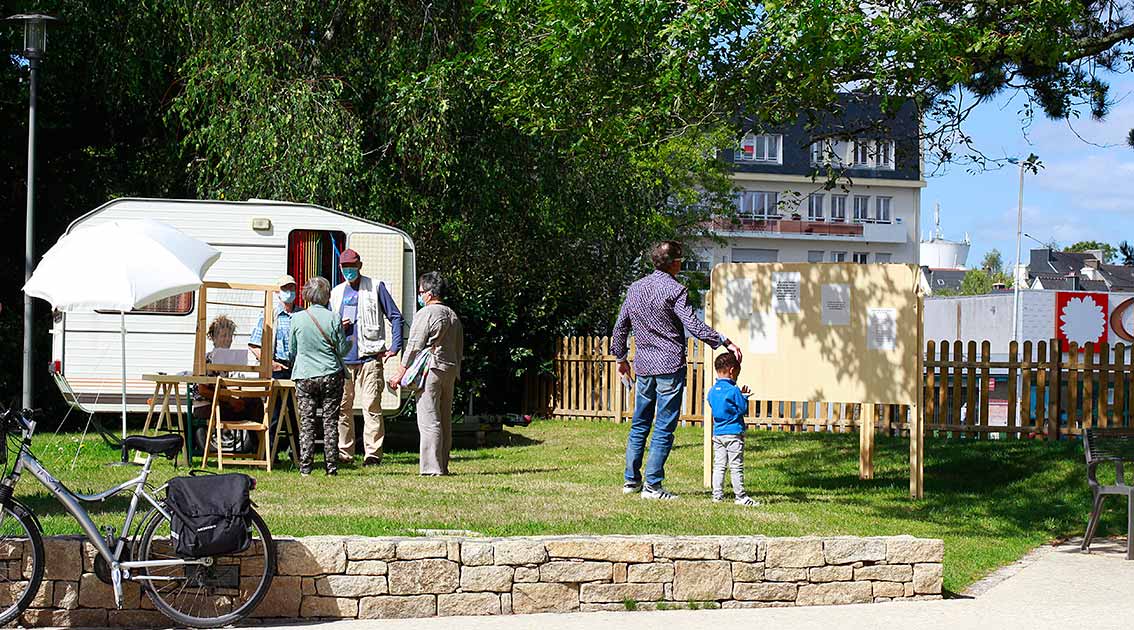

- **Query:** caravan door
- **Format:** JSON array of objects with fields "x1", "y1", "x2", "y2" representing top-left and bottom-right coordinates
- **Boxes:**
[{"x1": 347, "y1": 232, "x2": 414, "y2": 413}]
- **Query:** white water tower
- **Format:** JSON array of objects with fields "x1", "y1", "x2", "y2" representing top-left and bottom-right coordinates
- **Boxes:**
[{"x1": 919, "y1": 203, "x2": 971, "y2": 269}]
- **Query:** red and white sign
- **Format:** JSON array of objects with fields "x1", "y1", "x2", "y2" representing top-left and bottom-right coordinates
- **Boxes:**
[{"x1": 1055, "y1": 292, "x2": 1108, "y2": 348}]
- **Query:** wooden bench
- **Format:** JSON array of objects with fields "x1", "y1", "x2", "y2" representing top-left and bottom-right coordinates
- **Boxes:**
[{"x1": 1082, "y1": 429, "x2": 1134, "y2": 560}]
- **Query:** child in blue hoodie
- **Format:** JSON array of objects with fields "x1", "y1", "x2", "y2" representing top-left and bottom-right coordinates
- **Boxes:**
[{"x1": 706, "y1": 352, "x2": 759, "y2": 506}]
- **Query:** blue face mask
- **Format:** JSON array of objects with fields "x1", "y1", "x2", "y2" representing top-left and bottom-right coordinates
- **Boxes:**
[
  {"x1": 342, "y1": 267, "x2": 360, "y2": 282},
  {"x1": 278, "y1": 290, "x2": 295, "y2": 304},
  {"x1": 417, "y1": 292, "x2": 427, "y2": 308}
]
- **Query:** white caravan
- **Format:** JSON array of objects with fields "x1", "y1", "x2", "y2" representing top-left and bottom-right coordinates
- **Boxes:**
[{"x1": 49, "y1": 198, "x2": 416, "y2": 415}]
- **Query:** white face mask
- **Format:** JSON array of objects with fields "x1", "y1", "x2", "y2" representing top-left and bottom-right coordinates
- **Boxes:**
[{"x1": 278, "y1": 290, "x2": 295, "y2": 304}]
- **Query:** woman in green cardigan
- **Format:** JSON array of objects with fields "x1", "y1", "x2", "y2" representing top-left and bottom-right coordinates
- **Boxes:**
[{"x1": 288, "y1": 276, "x2": 351, "y2": 476}]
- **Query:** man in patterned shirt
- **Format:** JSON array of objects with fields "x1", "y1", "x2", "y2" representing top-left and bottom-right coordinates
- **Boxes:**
[{"x1": 611, "y1": 241, "x2": 743, "y2": 500}]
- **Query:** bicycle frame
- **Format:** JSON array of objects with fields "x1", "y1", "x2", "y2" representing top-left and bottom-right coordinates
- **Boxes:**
[{"x1": 0, "y1": 418, "x2": 209, "y2": 607}]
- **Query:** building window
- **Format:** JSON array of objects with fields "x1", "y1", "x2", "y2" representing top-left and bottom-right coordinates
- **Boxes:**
[
  {"x1": 681, "y1": 253, "x2": 713, "y2": 273},
  {"x1": 98, "y1": 291, "x2": 194, "y2": 316},
  {"x1": 807, "y1": 250, "x2": 825, "y2": 263},
  {"x1": 875, "y1": 196, "x2": 892, "y2": 223},
  {"x1": 737, "y1": 133, "x2": 782, "y2": 164},
  {"x1": 853, "y1": 252, "x2": 869, "y2": 264},
  {"x1": 832, "y1": 251, "x2": 848, "y2": 262},
  {"x1": 875, "y1": 253, "x2": 892, "y2": 263},
  {"x1": 853, "y1": 195, "x2": 870, "y2": 222},
  {"x1": 807, "y1": 193, "x2": 824, "y2": 221},
  {"x1": 738, "y1": 191, "x2": 778, "y2": 219},
  {"x1": 731, "y1": 248, "x2": 779, "y2": 263},
  {"x1": 830, "y1": 195, "x2": 847, "y2": 222},
  {"x1": 849, "y1": 139, "x2": 896, "y2": 169},
  {"x1": 877, "y1": 141, "x2": 895, "y2": 169}
]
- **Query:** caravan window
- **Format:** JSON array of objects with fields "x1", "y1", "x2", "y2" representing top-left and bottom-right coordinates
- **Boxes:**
[{"x1": 97, "y1": 291, "x2": 194, "y2": 315}]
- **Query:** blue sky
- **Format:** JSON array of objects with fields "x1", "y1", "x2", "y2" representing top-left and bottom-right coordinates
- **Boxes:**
[{"x1": 923, "y1": 74, "x2": 1134, "y2": 269}]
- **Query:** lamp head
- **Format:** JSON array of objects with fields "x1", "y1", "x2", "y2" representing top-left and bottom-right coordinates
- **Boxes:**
[{"x1": 6, "y1": 14, "x2": 58, "y2": 60}]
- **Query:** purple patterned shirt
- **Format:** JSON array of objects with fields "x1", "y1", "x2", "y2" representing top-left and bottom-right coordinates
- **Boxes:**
[{"x1": 610, "y1": 270, "x2": 729, "y2": 376}]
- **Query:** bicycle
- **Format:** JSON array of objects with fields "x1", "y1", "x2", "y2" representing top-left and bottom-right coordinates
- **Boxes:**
[{"x1": 0, "y1": 407, "x2": 276, "y2": 628}]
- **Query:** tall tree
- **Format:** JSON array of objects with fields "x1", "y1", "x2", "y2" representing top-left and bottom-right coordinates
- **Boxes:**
[
  {"x1": 1120, "y1": 241, "x2": 1134, "y2": 266},
  {"x1": 981, "y1": 249, "x2": 1004, "y2": 275}
]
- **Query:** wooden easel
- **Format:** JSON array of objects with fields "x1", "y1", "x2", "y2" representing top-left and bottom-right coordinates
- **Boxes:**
[{"x1": 190, "y1": 281, "x2": 300, "y2": 467}]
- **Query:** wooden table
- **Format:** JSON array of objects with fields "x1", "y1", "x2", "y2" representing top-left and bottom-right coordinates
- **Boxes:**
[{"x1": 140, "y1": 374, "x2": 300, "y2": 466}]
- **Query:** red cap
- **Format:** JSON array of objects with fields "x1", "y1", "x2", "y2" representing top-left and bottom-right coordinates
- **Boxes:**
[{"x1": 340, "y1": 249, "x2": 361, "y2": 265}]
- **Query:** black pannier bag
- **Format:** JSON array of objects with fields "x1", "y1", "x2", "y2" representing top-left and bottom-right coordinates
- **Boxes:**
[{"x1": 165, "y1": 473, "x2": 254, "y2": 558}]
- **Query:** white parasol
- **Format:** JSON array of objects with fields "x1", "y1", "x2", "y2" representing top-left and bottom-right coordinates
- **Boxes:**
[{"x1": 23, "y1": 218, "x2": 220, "y2": 444}]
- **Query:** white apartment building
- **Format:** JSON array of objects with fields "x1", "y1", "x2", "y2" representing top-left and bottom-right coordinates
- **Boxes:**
[{"x1": 688, "y1": 98, "x2": 925, "y2": 272}]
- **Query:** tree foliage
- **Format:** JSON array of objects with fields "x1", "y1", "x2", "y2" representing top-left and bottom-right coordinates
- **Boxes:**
[
  {"x1": 6, "y1": 0, "x2": 1134, "y2": 412},
  {"x1": 980, "y1": 249, "x2": 1003, "y2": 275},
  {"x1": 1120, "y1": 241, "x2": 1134, "y2": 266},
  {"x1": 960, "y1": 269, "x2": 1013, "y2": 295},
  {"x1": 1066, "y1": 240, "x2": 1116, "y2": 263}
]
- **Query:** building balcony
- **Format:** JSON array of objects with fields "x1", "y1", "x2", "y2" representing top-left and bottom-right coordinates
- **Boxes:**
[{"x1": 706, "y1": 216, "x2": 907, "y2": 243}]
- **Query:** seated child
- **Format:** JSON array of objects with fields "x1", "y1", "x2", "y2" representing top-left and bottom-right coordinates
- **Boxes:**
[{"x1": 706, "y1": 352, "x2": 759, "y2": 506}]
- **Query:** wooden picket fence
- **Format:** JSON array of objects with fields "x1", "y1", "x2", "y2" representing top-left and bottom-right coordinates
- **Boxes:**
[{"x1": 521, "y1": 336, "x2": 1134, "y2": 438}]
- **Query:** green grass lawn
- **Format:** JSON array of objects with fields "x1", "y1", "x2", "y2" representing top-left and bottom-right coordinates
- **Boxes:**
[{"x1": 10, "y1": 419, "x2": 1110, "y2": 594}]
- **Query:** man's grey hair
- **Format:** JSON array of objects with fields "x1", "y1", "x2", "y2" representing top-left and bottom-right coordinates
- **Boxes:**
[
  {"x1": 650, "y1": 241, "x2": 683, "y2": 270},
  {"x1": 419, "y1": 271, "x2": 448, "y2": 299},
  {"x1": 303, "y1": 276, "x2": 331, "y2": 306}
]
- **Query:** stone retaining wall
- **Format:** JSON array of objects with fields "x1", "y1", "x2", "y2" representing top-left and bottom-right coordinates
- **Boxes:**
[{"x1": 22, "y1": 534, "x2": 943, "y2": 626}]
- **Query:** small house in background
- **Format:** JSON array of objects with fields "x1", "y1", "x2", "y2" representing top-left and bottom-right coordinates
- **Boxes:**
[
  {"x1": 920, "y1": 267, "x2": 967, "y2": 295},
  {"x1": 1027, "y1": 248, "x2": 1134, "y2": 292}
]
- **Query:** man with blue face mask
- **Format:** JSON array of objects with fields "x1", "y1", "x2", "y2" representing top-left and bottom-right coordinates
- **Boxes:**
[
  {"x1": 249, "y1": 274, "x2": 298, "y2": 380},
  {"x1": 330, "y1": 249, "x2": 404, "y2": 466}
]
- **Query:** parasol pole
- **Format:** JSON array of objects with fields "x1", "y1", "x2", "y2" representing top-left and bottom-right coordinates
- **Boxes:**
[{"x1": 115, "y1": 310, "x2": 130, "y2": 465}]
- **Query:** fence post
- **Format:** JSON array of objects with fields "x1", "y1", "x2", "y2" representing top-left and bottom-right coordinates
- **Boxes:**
[{"x1": 1048, "y1": 339, "x2": 1062, "y2": 440}]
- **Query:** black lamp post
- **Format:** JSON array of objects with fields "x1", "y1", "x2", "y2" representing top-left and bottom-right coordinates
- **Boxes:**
[{"x1": 7, "y1": 13, "x2": 58, "y2": 410}]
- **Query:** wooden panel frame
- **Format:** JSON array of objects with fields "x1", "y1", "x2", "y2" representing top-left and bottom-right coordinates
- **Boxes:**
[
  {"x1": 702, "y1": 263, "x2": 924, "y2": 496},
  {"x1": 193, "y1": 281, "x2": 277, "y2": 378}
]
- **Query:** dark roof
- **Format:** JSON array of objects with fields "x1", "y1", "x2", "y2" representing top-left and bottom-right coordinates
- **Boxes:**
[
  {"x1": 1027, "y1": 248, "x2": 1134, "y2": 291},
  {"x1": 1033, "y1": 275, "x2": 1109, "y2": 292},
  {"x1": 725, "y1": 93, "x2": 921, "y2": 181},
  {"x1": 1098, "y1": 265, "x2": 1134, "y2": 290},
  {"x1": 923, "y1": 268, "x2": 966, "y2": 292},
  {"x1": 1027, "y1": 249, "x2": 1097, "y2": 276}
]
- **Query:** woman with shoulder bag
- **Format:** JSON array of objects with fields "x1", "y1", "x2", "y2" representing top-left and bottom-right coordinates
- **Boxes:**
[
  {"x1": 388, "y1": 272, "x2": 464, "y2": 476},
  {"x1": 288, "y1": 276, "x2": 352, "y2": 476}
]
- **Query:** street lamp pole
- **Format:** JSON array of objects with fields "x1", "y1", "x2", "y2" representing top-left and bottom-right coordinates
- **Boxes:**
[
  {"x1": 8, "y1": 14, "x2": 57, "y2": 410},
  {"x1": 1012, "y1": 159, "x2": 1025, "y2": 343}
]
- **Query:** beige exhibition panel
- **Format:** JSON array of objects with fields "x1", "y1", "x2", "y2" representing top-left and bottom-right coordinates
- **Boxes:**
[
  {"x1": 703, "y1": 263, "x2": 925, "y2": 498},
  {"x1": 347, "y1": 232, "x2": 406, "y2": 411}
]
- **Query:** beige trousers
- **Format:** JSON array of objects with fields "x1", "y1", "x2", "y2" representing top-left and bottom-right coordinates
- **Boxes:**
[
  {"x1": 417, "y1": 368, "x2": 457, "y2": 475},
  {"x1": 338, "y1": 360, "x2": 385, "y2": 460}
]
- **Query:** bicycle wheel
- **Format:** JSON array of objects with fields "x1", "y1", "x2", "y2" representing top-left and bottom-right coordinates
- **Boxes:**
[
  {"x1": 0, "y1": 503, "x2": 44, "y2": 626},
  {"x1": 135, "y1": 506, "x2": 275, "y2": 628}
]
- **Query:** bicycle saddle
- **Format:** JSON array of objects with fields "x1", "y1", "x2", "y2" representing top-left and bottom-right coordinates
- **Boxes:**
[{"x1": 123, "y1": 434, "x2": 183, "y2": 459}]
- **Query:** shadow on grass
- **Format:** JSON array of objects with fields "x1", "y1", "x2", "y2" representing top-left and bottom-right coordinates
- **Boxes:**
[{"x1": 760, "y1": 432, "x2": 1095, "y2": 539}]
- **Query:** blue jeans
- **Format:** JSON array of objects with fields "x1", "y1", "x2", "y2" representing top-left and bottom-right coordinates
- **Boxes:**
[{"x1": 624, "y1": 369, "x2": 686, "y2": 488}]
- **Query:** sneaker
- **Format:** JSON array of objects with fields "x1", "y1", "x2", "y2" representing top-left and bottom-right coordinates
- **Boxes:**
[
  {"x1": 641, "y1": 485, "x2": 678, "y2": 500},
  {"x1": 622, "y1": 481, "x2": 643, "y2": 494},
  {"x1": 300, "y1": 471, "x2": 311, "y2": 477},
  {"x1": 363, "y1": 456, "x2": 382, "y2": 467},
  {"x1": 712, "y1": 496, "x2": 723, "y2": 503},
  {"x1": 735, "y1": 496, "x2": 760, "y2": 507}
]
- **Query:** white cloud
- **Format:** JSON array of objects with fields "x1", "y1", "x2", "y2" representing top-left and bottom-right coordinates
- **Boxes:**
[
  {"x1": 1030, "y1": 96, "x2": 1134, "y2": 152},
  {"x1": 1034, "y1": 154, "x2": 1134, "y2": 212}
]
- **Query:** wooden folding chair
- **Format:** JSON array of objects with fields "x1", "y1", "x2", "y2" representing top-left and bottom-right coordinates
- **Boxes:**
[{"x1": 201, "y1": 377, "x2": 275, "y2": 471}]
